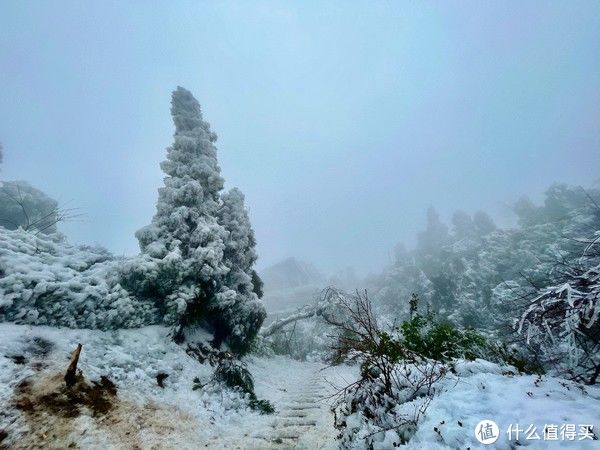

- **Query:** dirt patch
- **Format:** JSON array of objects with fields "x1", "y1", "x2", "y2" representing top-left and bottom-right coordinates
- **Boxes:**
[
  {"x1": 6, "y1": 370, "x2": 119, "y2": 448},
  {"x1": 8, "y1": 369, "x2": 203, "y2": 449},
  {"x1": 14, "y1": 372, "x2": 117, "y2": 419}
]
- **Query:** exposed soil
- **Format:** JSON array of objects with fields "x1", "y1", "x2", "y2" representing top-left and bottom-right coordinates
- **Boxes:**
[
  {"x1": 7, "y1": 367, "x2": 201, "y2": 449},
  {"x1": 14, "y1": 372, "x2": 117, "y2": 420}
]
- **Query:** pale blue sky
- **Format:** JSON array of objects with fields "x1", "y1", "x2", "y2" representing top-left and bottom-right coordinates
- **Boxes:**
[{"x1": 1, "y1": 1, "x2": 599, "y2": 275}]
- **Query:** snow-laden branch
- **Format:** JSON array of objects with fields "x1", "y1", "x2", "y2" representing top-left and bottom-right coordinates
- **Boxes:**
[
  {"x1": 260, "y1": 287, "x2": 345, "y2": 337},
  {"x1": 517, "y1": 230, "x2": 600, "y2": 384},
  {"x1": 260, "y1": 305, "x2": 321, "y2": 337}
]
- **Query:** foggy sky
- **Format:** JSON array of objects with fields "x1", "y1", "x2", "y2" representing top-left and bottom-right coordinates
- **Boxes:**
[{"x1": 1, "y1": 1, "x2": 599, "y2": 276}]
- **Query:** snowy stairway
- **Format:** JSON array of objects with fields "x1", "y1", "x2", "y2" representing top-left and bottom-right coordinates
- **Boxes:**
[{"x1": 253, "y1": 369, "x2": 334, "y2": 449}]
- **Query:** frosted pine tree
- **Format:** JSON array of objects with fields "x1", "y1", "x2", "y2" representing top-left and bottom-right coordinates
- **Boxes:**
[
  {"x1": 217, "y1": 188, "x2": 266, "y2": 352},
  {"x1": 136, "y1": 86, "x2": 225, "y2": 259},
  {"x1": 130, "y1": 87, "x2": 265, "y2": 353}
]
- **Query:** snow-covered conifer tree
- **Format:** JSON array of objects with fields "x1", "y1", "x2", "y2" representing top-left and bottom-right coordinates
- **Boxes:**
[
  {"x1": 218, "y1": 188, "x2": 265, "y2": 297},
  {"x1": 136, "y1": 86, "x2": 225, "y2": 260},
  {"x1": 131, "y1": 87, "x2": 265, "y2": 352},
  {"x1": 417, "y1": 207, "x2": 449, "y2": 257}
]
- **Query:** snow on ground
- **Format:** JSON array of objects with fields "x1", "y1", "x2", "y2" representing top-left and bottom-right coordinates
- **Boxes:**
[
  {"x1": 403, "y1": 359, "x2": 600, "y2": 449},
  {"x1": 0, "y1": 323, "x2": 350, "y2": 449},
  {"x1": 1, "y1": 323, "x2": 599, "y2": 449},
  {"x1": 352, "y1": 359, "x2": 600, "y2": 450}
]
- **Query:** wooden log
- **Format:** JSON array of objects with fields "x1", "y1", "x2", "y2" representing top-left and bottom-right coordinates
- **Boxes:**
[{"x1": 64, "y1": 344, "x2": 82, "y2": 387}]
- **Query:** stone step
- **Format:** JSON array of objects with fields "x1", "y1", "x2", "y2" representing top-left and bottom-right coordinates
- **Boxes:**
[
  {"x1": 285, "y1": 405, "x2": 321, "y2": 410},
  {"x1": 271, "y1": 430, "x2": 302, "y2": 440},
  {"x1": 288, "y1": 399, "x2": 321, "y2": 405},
  {"x1": 285, "y1": 403, "x2": 320, "y2": 408},
  {"x1": 268, "y1": 436, "x2": 299, "y2": 449},
  {"x1": 280, "y1": 422, "x2": 316, "y2": 428},
  {"x1": 273, "y1": 418, "x2": 317, "y2": 428},
  {"x1": 280, "y1": 411, "x2": 309, "y2": 418}
]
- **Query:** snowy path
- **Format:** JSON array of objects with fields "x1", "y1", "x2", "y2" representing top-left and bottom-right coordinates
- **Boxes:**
[
  {"x1": 244, "y1": 357, "x2": 348, "y2": 450},
  {"x1": 258, "y1": 370, "x2": 331, "y2": 448}
]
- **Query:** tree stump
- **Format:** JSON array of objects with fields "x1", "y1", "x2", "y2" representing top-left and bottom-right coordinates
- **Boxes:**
[{"x1": 64, "y1": 344, "x2": 82, "y2": 387}]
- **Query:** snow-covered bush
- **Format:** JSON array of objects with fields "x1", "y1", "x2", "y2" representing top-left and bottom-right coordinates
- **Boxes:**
[
  {"x1": 333, "y1": 359, "x2": 447, "y2": 448},
  {"x1": 0, "y1": 181, "x2": 61, "y2": 235},
  {"x1": 327, "y1": 291, "x2": 450, "y2": 447},
  {"x1": 0, "y1": 228, "x2": 158, "y2": 328},
  {"x1": 192, "y1": 357, "x2": 275, "y2": 415},
  {"x1": 214, "y1": 359, "x2": 275, "y2": 414},
  {"x1": 131, "y1": 87, "x2": 265, "y2": 353}
]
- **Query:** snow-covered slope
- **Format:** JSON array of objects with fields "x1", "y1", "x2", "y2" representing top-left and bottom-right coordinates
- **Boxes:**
[{"x1": 0, "y1": 323, "x2": 347, "y2": 449}]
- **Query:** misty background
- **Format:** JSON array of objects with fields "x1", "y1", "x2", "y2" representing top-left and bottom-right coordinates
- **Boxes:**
[{"x1": 1, "y1": 1, "x2": 599, "y2": 278}]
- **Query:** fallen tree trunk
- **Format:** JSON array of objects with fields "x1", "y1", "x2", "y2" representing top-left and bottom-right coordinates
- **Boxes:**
[{"x1": 65, "y1": 343, "x2": 82, "y2": 387}]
